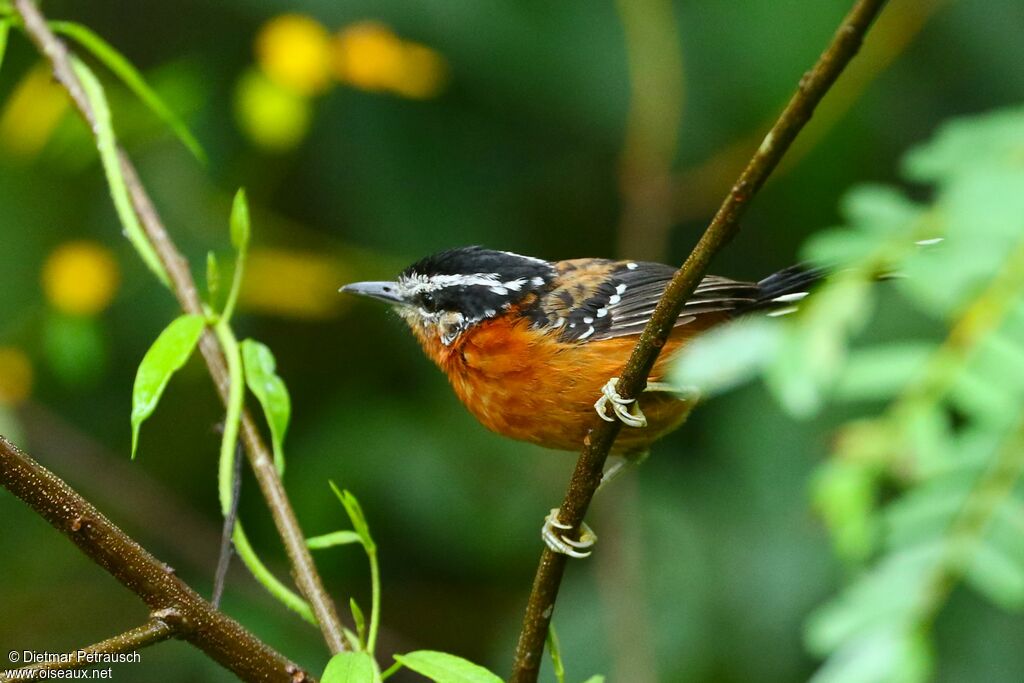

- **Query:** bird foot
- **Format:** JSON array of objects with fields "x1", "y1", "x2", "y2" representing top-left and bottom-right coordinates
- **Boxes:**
[
  {"x1": 594, "y1": 377, "x2": 647, "y2": 428},
  {"x1": 542, "y1": 508, "x2": 597, "y2": 559}
]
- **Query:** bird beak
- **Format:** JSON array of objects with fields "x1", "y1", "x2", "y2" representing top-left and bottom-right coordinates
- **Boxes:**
[{"x1": 339, "y1": 281, "x2": 407, "y2": 305}]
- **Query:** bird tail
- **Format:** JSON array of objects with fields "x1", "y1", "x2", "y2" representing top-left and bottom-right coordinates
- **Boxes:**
[{"x1": 749, "y1": 264, "x2": 824, "y2": 316}]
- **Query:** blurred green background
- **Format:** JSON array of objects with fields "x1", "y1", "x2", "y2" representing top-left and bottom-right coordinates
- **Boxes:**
[{"x1": 1, "y1": 0, "x2": 1023, "y2": 681}]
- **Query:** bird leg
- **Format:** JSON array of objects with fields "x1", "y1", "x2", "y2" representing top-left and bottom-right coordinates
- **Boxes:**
[
  {"x1": 541, "y1": 450, "x2": 649, "y2": 558},
  {"x1": 594, "y1": 377, "x2": 698, "y2": 428}
]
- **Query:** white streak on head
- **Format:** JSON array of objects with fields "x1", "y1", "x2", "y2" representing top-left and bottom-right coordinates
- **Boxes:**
[
  {"x1": 626, "y1": 262, "x2": 638, "y2": 270},
  {"x1": 531, "y1": 276, "x2": 546, "y2": 286},
  {"x1": 916, "y1": 237, "x2": 943, "y2": 246}
]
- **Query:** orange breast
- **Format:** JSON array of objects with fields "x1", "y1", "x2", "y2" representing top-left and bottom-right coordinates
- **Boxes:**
[{"x1": 424, "y1": 315, "x2": 701, "y2": 454}]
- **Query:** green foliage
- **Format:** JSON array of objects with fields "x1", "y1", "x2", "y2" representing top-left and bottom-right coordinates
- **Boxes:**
[
  {"x1": 0, "y1": 17, "x2": 10, "y2": 73},
  {"x1": 241, "y1": 339, "x2": 291, "y2": 474},
  {"x1": 129, "y1": 314, "x2": 204, "y2": 458},
  {"x1": 322, "y1": 652, "x2": 380, "y2": 683},
  {"x1": 71, "y1": 56, "x2": 170, "y2": 286},
  {"x1": 50, "y1": 20, "x2": 206, "y2": 162},
  {"x1": 390, "y1": 651, "x2": 503, "y2": 683},
  {"x1": 220, "y1": 188, "x2": 250, "y2": 323},
  {"x1": 671, "y1": 105, "x2": 1024, "y2": 682},
  {"x1": 326, "y1": 483, "x2": 380, "y2": 653},
  {"x1": 307, "y1": 530, "x2": 362, "y2": 549}
]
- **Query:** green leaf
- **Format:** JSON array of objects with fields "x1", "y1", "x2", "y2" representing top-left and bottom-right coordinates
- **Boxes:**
[
  {"x1": 51, "y1": 20, "x2": 206, "y2": 162},
  {"x1": 670, "y1": 317, "x2": 781, "y2": 397},
  {"x1": 70, "y1": 57, "x2": 170, "y2": 286},
  {"x1": 963, "y1": 539, "x2": 1024, "y2": 610},
  {"x1": 330, "y1": 482, "x2": 375, "y2": 553},
  {"x1": 350, "y1": 597, "x2": 367, "y2": 649},
  {"x1": 241, "y1": 339, "x2": 290, "y2": 474},
  {"x1": 833, "y1": 343, "x2": 934, "y2": 402},
  {"x1": 130, "y1": 315, "x2": 205, "y2": 458},
  {"x1": 392, "y1": 651, "x2": 502, "y2": 683},
  {"x1": 307, "y1": 530, "x2": 363, "y2": 549},
  {"x1": 322, "y1": 652, "x2": 379, "y2": 683},
  {"x1": 0, "y1": 18, "x2": 11, "y2": 74},
  {"x1": 580, "y1": 677, "x2": 606, "y2": 683},
  {"x1": 232, "y1": 522, "x2": 315, "y2": 624},
  {"x1": 230, "y1": 188, "x2": 251, "y2": 252}
]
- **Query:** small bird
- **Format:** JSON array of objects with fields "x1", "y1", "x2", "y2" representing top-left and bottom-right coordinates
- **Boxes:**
[{"x1": 342, "y1": 246, "x2": 817, "y2": 556}]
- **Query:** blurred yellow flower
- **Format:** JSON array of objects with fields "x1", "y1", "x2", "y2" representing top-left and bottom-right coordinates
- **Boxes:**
[
  {"x1": 0, "y1": 63, "x2": 70, "y2": 158},
  {"x1": 241, "y1": 247, "x2": 344, "y2": 319},
  {"x1": 42, "y1": 241, "x2": 120, "y2": 316},
  {"x1": 235, "y1": 69, "x2": 312, "y2": 151},
  {"x1": 0, "y1": 347, "x2": 33, "y2": 406},
  {"x1": 256, "y1": 14, "x2": 333, "y2": 96},
  {"x1": 333, "y1": 22, "x2": 447, "y2": 99}
]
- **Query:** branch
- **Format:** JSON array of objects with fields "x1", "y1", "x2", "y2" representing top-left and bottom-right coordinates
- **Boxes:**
[
  {"x1": 12, "y1": 0, "x2": 347, "y2": 654},
  {"x1": 0, "y1": 437, "x2": 314, "y2": 683},
  {"x1": 509, "y1": 0, "x2": 890, "y2": 680},
  {"x1": 6, "y1": 619, "x2": 173, "y2": 679}
]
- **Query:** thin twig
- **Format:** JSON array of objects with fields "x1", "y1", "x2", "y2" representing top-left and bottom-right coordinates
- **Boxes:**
[
  {"x1": 509, "y1": 1, "x2": 889, "y2": 680},
  {"x1": 13, "y1": 0, "x2": 347, "y2": 654},
  {"x1": 0, "y1": 437, "x2": 314, "y2": 683},
  {"x1": 5, "y1": 618, "x2": 173, "y2": 679},
  {"x1": 213, "y1": 440, "x2": 244, "y2": 607}
]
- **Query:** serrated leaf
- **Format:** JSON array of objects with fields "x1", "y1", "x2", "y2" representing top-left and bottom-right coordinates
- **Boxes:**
[
  {"x1": 241, "y1": 339, "x2": 290, "y2": 474},
  {"x1": 70, "y1": 57, "x2": 169, "y2": 286},
  {"x1": 670, "y1": 316, "x2": 781, "y2": 397},
  {"x1": 307, "y1": 530, "x2": 363, "y2": 549},
  {"x1": 833, "y1": 343, "x2": 933, "y2": 402},
  {"x1": 392, "y1": 651, "x2": 502, "y2": 683},
  {"x1": 130, "y1": 315, "x2": 205, "y2": 458},
  {"x1": 230, "y1": 188, "x2": 251, "y2": 252},
  {"x1": 963, "y1": 539, "x2": 1024, "y2": 610},
  {"x1": 51, "y1": 20, "x2": 206, "y2": 162},
  {"x1": 322, "y1": 652, "x2": 379, "y2": 683}
]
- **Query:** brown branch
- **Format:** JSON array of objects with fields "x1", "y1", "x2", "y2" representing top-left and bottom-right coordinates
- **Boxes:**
[
  {"x1": 0, "y1": 437, "x2": 314, "y2": 683},
  {"x1": 6, "y1": 619, "x2": 173, "y2": 679},
  {"x1": 12, "y1": 0, "x2": 347, "y2": 654},
  {"x1": 509, "y1": 0, "x2": 890, "y2": 680}
]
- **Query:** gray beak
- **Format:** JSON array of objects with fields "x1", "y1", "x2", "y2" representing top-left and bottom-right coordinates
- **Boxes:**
[{"x1": 339, "y1": 281, "x2": 407, "y2": 305}]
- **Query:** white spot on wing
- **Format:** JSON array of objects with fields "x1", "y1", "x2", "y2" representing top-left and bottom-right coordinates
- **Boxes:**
[
  {"x1": 578, "y1": 326, "x2": 595, "y2": 339},
  {"x1": 596, "y1": 308, "x2": 608, "y2": 318},
  {"x1": 772, "y1": 292, "x2": 807, "y2": 303},
  {"x1": 615, "y1": 284, "x2": 627, "y2": 294},
  {"x1": 583, "y1": 316, "x2": 594, "y2": 324},
  {"x1": 767, "y1": 306, "x2": 799, "y2": 317},
  {"x1": 608, "y1": 294, "x2": 621, "y2": 305}
]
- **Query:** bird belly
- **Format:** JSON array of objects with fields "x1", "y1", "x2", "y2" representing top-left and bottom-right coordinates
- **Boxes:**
[{"x1": 445, "y1": 322, "x2": 695, "y2": 453}]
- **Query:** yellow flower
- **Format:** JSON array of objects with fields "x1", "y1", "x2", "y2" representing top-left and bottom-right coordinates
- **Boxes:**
[
  {"x1": 333, "y1": 22, "x2": 447, "y2": 98},
  {"x1": 42, "y1": 241, "x2": 120, "y2": 316},
  {"x1": 0, "y1": 63, "x2": 71, "y2": 158},
  {"x1": 0, "y1": 347, "x2": 33, "y2": 406},
  {"x1": 256, "y1": 14, "x2": 333, "y2": 96},
  {"x1": 235, "y1": 69, "x2": 312, "y2": 151}
]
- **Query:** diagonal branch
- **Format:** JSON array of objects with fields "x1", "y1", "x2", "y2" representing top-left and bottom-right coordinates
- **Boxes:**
[
  {"x1": 509, "y1": 0, "x2": 890, "y2": 680},
  {"x1": 0, "y1": 437, "x2": 314, "y2": 683},
  {"x1": 5, "y1": 619, "x2": 173, "y2": 680},
  {"x1": 12, "y1": 0, "x2": 347, "y2": 654}
]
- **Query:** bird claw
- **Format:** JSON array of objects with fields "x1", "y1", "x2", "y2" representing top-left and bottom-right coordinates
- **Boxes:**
[
  {"x1": 594, "y1": 378, "x2": 647, "y2": 428},
  {"x1": 542, "y1": 508, "x2": 597, "y2": 559}
]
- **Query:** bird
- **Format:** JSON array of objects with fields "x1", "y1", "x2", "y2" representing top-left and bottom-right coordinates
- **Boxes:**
[{"x1": 341, "y1": 246, "x2": 818, "y2": 557}]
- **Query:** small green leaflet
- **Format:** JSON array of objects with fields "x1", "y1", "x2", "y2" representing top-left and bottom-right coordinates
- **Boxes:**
[
  {"x1": 330, "y1": 482, "x2": 375, "y2": 552},
  {"x1": 230, "y1": 188, "x2": 251, "y2": 252},
  {"x1": 322, "y1": 652, "x2": 379, "y2": 683},
  {"x1": 241, "y1": 339, "x2": 290, "y2": 474},
  {"x1": 392, "y1": 651, "x2": 502, "y2": 683},
  {"x1": 70, "y1": 57, "x2": 170, "y2": 287},
  {"x1": 307, "y1": 530, "x2": 362, "y2": 549},
  {"x1": 350, "y1": 597, "x2": 367, "y2": 650},
  {"x1": 0, "y1": 18, "x2": 11, "y2": 74},
  {"x1": 50, "y1": 20, "x2": 206, "y2": 162},
  {"x1": 130, "y1": 315, "x2": 205, "y2": 458}
]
